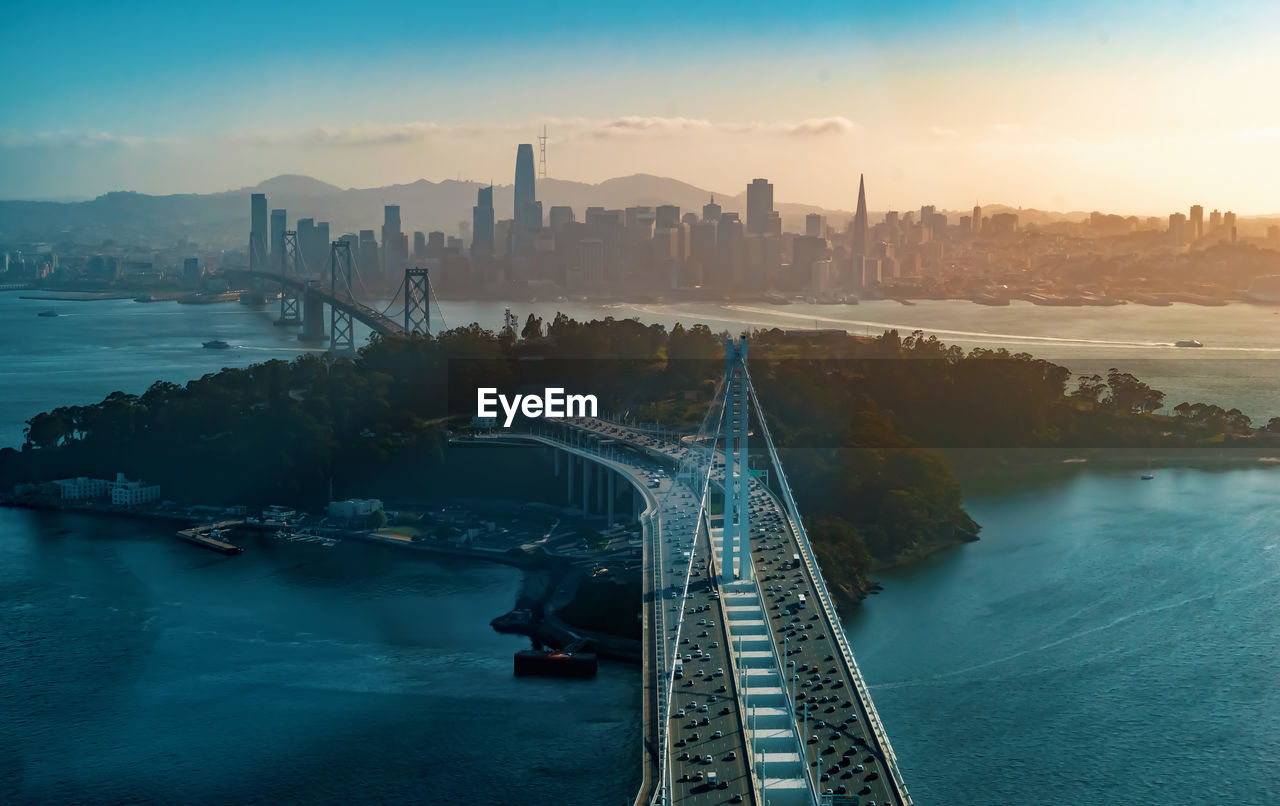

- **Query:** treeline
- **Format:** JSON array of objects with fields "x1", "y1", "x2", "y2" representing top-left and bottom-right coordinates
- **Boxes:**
[{"x1": 3, "y1": 316, "x2": 1255, "y2": 606}]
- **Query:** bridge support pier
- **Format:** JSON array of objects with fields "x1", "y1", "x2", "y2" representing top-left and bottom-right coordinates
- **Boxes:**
[
  {"x1": 607, "y1": 470, "x2": 616, "y2": 524},
  {"x1": 582, "y1": 457, "x2": 592, "y2": 515},
  {"x1": 299, "y1": 287, "x2": 326, "y2": 342},
  {"x1": 596, "y1": 463, "x2": 605, "y2": 513},
  {"x1": 554, "y1": 448, "x2": 560, "y2": 477},
  {"x1": 567, "y1": 450, "x2": 575, "y2": 505}
]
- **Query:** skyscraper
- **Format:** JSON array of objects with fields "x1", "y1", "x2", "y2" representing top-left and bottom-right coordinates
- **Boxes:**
[
  {"x1": 270, "y1": 208, "x2": 286, "y2": 270},
  {"x1": 1190, "y1": 204, "x2": 1204, "y2": 240},
  {"x1": 472, "y1": 185, "x2": 495, "y2": 258},
  {"x1": 806, "y1": 213, "x2": 825, "y2": 238},
  {"x1": 702, "y1": 195, "x2": 722, "y2": 224},
  {"x1": 382, "y1": 205, "x2": 405, "y2": 281},
  {"x1": 746, "y1": 178, "x2": 774, "y2": 235},
  {"x1": 250, "y1": 193, "x2": 268, "y2": 270},
  {"x1": 972, "y1": 204, "x2": 982, "y2": 233},
  {"x1": 852, "y1": 175, "x2": 869, "y2": 257}
]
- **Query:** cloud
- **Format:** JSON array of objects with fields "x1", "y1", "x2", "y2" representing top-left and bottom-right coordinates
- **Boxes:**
[
  {"x1": 2, "y1": 115, "x2": 862, "y2": 153},
  {"x1": 0, "y1": 130, "x2": 149, "y2": 149},
  {"x1": 586, "y1": 115, "x2": 857, "y2": 139},
  {"x1": 231, "y1": 123, "x2": 444, "y2": 147}
]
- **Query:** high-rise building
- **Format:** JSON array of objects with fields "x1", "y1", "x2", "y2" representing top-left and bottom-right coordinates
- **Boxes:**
[
  {"x1": 805, "y1": 213, "x2": 825, "y2": 238},
  {"x1": 655, "y1": 205, "x2": 681, "y2": 230},
  {"x1": 972, "y1": 204, "x2": 982, "y2": 233},
  {"x1": 382, "y1": 205, "x2": 404, "y2": 281},
  {"x1": 296, "y1": 218, "x2": 316, "y2": 272},
  {"x1": 270, "y1": 208, "x2": 286, "y2": 270},
  {"x1": 1190, "y1": 205, "x2": 1204, "y2": 240},
  {"x1": 472, "y1": 185, "x2": 495, "y2": 258},
  {"x1": 413, "y1": 231, "x2": 427, "y2": 259},
  {"x1": 852, "y1": 175, "x2": 869, "y2": 257},
  {"x1": 1168, "y1": 212, "x2": 1188, "y2": 244},
  {"x1": 702, "y1": 196, "x2": 722, "y2": 224},
  {"x1": 428, "y1": 231, "x2": 445, "y2": 256},
  {"x1": 1209, "y1": 209, "x2": 1222, "y2": 233},
  {"x1": 746, "y1": 178, "x2": 774, "y2": 235},
  {"x1": 250, "y1": 193, "x2": 268, "y2": 271},
  {"x1": 1224, "y1": 211, "x2": 1237, "y2": 242},
  {"x1": 183, "y1": 257, "x2": 200, "y2": 287},
  {"x1": 513, "y1": 144, "x2": 539, "y2": 263},
  {"x1": 358, "y1": 230, "x2": 379, "y2": 278},
  {"x1": 549, "y1": 205, "x2": 575, "y2": 233}
]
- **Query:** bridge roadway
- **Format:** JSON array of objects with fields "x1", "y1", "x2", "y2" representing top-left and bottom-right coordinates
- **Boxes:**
[
  {"x1": 232, "y1": 269, "x2": 404, "y2": 337},
  {"x1": 484, "y1": 429, "x2": 758, "y2": 806},
  {"x1": 563, "y1": 417, "x2": 910, "y2": 806}
]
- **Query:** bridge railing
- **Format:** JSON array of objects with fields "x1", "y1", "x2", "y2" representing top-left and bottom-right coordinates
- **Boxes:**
[{"x1": 743, "y1": 371, "x2": 913, "y2": 806}]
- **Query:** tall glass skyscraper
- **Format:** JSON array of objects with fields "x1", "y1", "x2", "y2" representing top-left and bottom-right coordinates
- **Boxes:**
[
  {"x1": 250, "y1": 193, "x2": 269, "y2": 270},
  {"x1": 472, "y1": 185, "x2": 495, "y2": 258}
]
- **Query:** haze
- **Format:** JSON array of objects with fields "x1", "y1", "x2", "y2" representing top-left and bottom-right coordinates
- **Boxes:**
[{"x1": 3, "y1": 0, "x2": 1278, "y2": 214}]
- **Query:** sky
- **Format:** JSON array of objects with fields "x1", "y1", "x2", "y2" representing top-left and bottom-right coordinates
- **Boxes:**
[{"x1": 3, "y1": 0, "x2": 1279, "y2": 215}]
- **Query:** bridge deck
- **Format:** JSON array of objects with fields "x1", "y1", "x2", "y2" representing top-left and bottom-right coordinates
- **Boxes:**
[{"x1": 568, "y1": 417, "x2": 910, "y2": 806}]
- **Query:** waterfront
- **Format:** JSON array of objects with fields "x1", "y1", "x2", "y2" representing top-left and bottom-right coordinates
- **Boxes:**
[
  {"x1": 8, "y1": 291, "x2": 1280, "y2": 448},
  {"x1": 6, "y1": 290, "x2": 1280, "y2": 804},
  {"x1": 0, "y1": 508, "x2": 640, "y2": 804},
  {"x1": 846, "y1": 466, "x2": 1280, "y2": 805}
]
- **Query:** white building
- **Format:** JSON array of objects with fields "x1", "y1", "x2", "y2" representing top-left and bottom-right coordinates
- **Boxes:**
[
  {"x1": 54, "y1": 477, "x2": 109, "y2": 500},
  {"x1": 327, "y1": 498, "x2": 384, "y2": 520},
  {"x1": 108, "y1": 473, "x2": 160, "y2": 506}
]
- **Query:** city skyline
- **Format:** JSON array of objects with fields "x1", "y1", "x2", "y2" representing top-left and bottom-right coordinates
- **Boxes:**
[{"x1": 4, "y1": 1, "x2": 1280, "y2": 213}]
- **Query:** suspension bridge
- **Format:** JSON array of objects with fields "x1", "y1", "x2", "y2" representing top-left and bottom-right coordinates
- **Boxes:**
[
  {"x1": 470, "y1": 338, "x2": 911, "y2": 806},
  {"x1": 229, "y1": 234, "x2": 446, "y2": 352}
]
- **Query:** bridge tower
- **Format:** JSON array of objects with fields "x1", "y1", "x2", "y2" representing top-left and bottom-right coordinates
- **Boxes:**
[
  {"x1": 403, "y1": 268, "x2": 430, "y2": 336},
  {"x1": 721, "y1": 337, "x2": 752, "y2": 584},
  {"x1": 329, "y1": 240, "x2": 355, "y2": 353},
  {"x1": 276, "y1": 230, "x2": 301, "y2": 326}
]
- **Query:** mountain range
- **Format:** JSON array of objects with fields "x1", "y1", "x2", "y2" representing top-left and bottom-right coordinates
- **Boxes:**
[{"x1": 0, "y1": 173, "x2": 1086, "y2": 251}]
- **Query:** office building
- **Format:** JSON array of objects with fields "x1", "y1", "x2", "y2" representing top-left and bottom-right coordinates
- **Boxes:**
[
  {"x1": 249, "y1": 193, "x2": 268, "y2": 271},
  {"x1": 270, "y1": 208, "x2": 286, "y2": 270},
  {"x1": 472, "y1": 185, "x2": 495, "y2": 258},
  {"x1": 702, "y1": 196, "x2": 722, "y2": 224},
  {"x1": 1169, "y1": 212, "x2": 1188, "y2": 243},
  {"x1": 746, "y1": 178, "x2": 774, "y2": 235},
  {"x1": 549, "y1": 205, "x2": 575, "y2": 233},
  {"x1": 1190, "y1": 205, "x2": 1204, "y2": 240},
  {"x1": 806, "y1": 213, "x2": 825, "y2": 238},
  {"x1": 413, "y1": 231, "x2": 427, "y2": 259},
  {"x1": 183, "y1": 257, "x2": 200, "y2": 286},
  {"x1": 656, "y1": 205, "x2": 681, "y2": 230},
  {"x1": 972, "y1": 204, "x2": 982, "y2": 233},
  {"x1": 382, "y1": 205, "x2": 406, "y2": 281}
]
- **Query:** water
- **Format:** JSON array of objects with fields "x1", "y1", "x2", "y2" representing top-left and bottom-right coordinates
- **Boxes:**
[
  {"x1": 845, "y1": 467, "x2": 1280, "y2": 805},
  {"x1": 6, "y1": 290, "x2": 1280, "y2": 803},
  {"x1": 0, "y1": 509, "x2": 640, "y2": 804}
]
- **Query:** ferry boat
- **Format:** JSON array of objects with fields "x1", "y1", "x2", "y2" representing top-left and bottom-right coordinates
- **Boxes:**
[
  {"x1": 203, "y1": 338, "x2": 230, "y2": 349},
  {"x1": 37, "y1": 309, "x2": 59, "y2": 317},
  {"x1": 1174, "y1": 339, "x2": 1204, "y2": 348}
]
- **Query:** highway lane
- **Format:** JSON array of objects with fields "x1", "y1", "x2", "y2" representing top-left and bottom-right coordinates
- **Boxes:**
[{"x1": 569, "y1": 417, "x2": 909, "y2": 806}]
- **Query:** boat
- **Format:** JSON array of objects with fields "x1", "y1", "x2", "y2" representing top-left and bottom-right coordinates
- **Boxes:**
[
  {"x1": 203, "y1": 338, "x2": 230, "y2": 349},
  {"x1": 37, "y1": 309, "x2": 59, "y2": 317},
  {"x1": 1174, "y1": 340, "x2": 1204, "y2": 348},
  {"x1": 514, "y1": 641, "x2": 598, "y2": 678}
]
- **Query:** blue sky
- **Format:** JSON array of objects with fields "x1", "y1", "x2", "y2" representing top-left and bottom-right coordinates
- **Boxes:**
[{"x1": 3, "y1": 1, "x2": 1278, "y2": 212}]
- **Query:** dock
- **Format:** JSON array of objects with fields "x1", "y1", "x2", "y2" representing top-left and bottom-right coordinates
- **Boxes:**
[{"x1": 175, "y1": 520, "x2": 244, "y2": 554}]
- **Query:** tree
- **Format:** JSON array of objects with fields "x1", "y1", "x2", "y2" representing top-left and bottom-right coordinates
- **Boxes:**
[{"x1": 521, "y1": 313, "x2": 543, "y2": 341}]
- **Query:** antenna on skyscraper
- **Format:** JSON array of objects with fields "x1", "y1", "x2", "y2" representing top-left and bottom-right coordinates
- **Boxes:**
[{"x1": 537, "y1": 125, "x2": 548, "y2": 179}]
